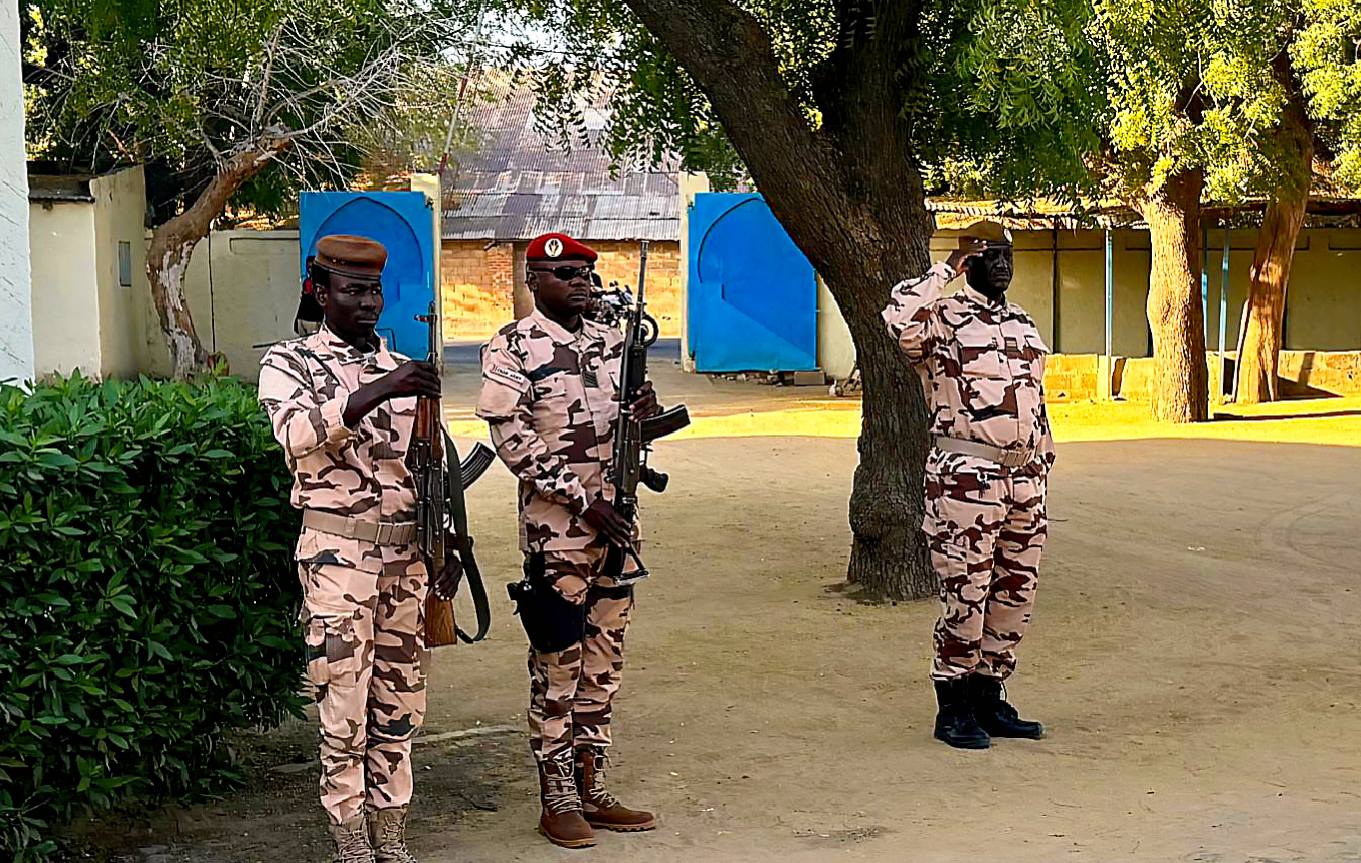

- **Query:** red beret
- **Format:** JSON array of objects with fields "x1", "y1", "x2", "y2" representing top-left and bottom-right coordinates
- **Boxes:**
[
  {"x1": 315, "y1": 234, "x2": 387, "y2": 278},
  {"x1": 527, "y1": 232, "x2": 597, "y2": 263}
]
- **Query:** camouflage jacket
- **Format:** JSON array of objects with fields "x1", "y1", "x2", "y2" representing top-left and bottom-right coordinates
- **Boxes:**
[
  {"x1": 476, "y1": 309, "x2": 629, "y2": 553},
  {"x1": 258, "y1": 326, "x2": 418, "y2": 572},
  {"x1": 882, "y1": 262, "x2": 1056, "y2": 474}
]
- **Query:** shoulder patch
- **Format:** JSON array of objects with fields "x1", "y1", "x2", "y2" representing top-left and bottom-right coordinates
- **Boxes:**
[{"x1": 488, "y1": 366, "x2": 529, "y2": 388}]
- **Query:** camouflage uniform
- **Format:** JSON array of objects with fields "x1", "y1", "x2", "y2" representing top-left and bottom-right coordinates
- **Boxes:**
[
  {"x1": 476, "y1": 309, "x2": 639, "y2": 763},
  {"x1": 258, "y1": 326, "x2": 428, "y2": 826},
  {"x1": 882, "y1": 261, "x2": 1055, "y2": 682}
]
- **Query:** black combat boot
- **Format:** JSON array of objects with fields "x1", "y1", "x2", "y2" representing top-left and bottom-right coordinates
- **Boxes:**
[
  {"x1": 970, "y1": 674, "x2": 1045, "y2": 739},
  {"x1": 933, "y1": 677, "x2": 991, "y2": 749}
]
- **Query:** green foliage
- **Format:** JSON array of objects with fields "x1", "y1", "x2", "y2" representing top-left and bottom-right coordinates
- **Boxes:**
[
  {"x1": 485, "y1": 0, "x2": 1107, "y2": 200},
  {"x1": 23, "y1": 0, "x2": 473, "y2": 217},
  {"x1": 1294, "y1": 0, "x2": 1361, "y2": 191},
  {"x1": 0, "y1": 374, "x2": 304, "y2": 862},
  {"x1": 1089, "y1": 0, "x2": 1300, "y2": 201}
]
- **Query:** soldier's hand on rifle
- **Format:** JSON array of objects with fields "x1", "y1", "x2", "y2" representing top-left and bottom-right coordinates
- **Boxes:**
[
  {"x1": 343, "y1": 361, "x2": 441, "y2": 426},
  {"x1": 432, "y1": 547, "x2": 463, "y2": 601},
  {"x1": 946, "y1": 238, "x2": 988, "y2": 276},
  {"x1": 381, "y1": 361, "x2": 442, "y2": 400},
  {"x1": 584, "y1": 497, "x2": 634, "y2": 548},
  {"x1": 629, "y1": 381, "x2": 661, "y2": 420}
]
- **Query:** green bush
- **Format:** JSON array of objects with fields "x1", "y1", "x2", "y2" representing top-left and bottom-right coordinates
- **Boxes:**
[{"x1": 0, "y1": 373, "x2": 304, "y2": 861}]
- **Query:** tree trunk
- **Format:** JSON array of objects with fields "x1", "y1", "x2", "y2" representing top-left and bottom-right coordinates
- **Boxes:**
[
  {"x1": 147, "y1": 142, "x2": 287, "y2": 378},
  {"x1": 1138, "y1": 170, "x2": 1209, "y2": 422},
  {"x1": 843, "y1": 284, "x2": 934, "y2": 598},
  {"x1": 619, "y1": 0, "x2": 937, "y2": 598},
  {"x1": 1236, "y1": 88, "x2": 1314, "y2": 404}
]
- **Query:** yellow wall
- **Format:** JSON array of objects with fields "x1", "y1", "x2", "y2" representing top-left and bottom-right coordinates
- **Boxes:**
[
  {"x1": 815, "y1": 225, "x2": 1361, "y2": 381},
  {"x1": 182, "y1": 230, "x2": 303, "y2": 382},
  {"x1": 91, "y1": 166, "x2": 150, "y2": 378}
]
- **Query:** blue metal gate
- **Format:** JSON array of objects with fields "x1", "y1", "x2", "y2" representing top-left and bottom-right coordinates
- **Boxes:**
[
  {"x1": 300, "y1": 192, "x2": 435, "y2": 357},
  {"x1": 688, "y1": 193, "x2": 818, "y2": 372}
]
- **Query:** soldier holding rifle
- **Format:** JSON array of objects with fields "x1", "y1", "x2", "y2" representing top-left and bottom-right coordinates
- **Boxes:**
[
  {"x1": 477, "y1": 232, "x2": 666, "y2": 849},
  {"x1": 259, "y1": 234, "x2": 464, "y2": 863}
]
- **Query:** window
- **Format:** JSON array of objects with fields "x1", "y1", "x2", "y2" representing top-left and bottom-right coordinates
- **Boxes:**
[{"x1": 118, "y1": 241, "x2": 133, "y2": 287}]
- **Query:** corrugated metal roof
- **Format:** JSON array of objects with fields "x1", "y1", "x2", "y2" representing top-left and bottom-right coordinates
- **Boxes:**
[{"x1": 442, "y1": 78, "x2": 679, "y2": 241}]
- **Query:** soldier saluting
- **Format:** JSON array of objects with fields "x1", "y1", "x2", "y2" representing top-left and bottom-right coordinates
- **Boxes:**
[
  {"x1": 882, "y1": 220, "x2": 1055, "y2": 750},
  {"x1": 477, "y1": 232, "x2": 661, "y2": 849},
  {"x1": 258, "y1": 235, "x2": 463, "y2": 862}
]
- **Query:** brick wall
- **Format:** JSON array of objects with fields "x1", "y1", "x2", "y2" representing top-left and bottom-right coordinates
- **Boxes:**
[{"x1": 442, "y1": 238, "x2": 682, "y2": 342}]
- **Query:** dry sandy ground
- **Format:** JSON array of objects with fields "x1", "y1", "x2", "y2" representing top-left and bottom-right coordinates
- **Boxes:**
[{"x1": 81, "y1": 364, "x2": 1361, "y2": 863}]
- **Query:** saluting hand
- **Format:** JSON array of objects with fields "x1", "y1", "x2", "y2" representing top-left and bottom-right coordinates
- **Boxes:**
[{"x1": 946, "y1": 238, "x2": 988, "y2": 276}]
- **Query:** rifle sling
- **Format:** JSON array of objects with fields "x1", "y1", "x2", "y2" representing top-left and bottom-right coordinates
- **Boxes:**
[{"x1": 442, "y1": 431, "x2": 492, "y2": 643}]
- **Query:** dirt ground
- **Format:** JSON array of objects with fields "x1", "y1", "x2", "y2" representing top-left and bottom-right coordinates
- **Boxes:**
[{"x1": 79, "y1": 357, "x2": 1361, "y2": 863}]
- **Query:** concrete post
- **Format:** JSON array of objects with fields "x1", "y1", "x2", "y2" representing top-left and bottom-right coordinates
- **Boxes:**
[
  {"x1": 677, "y1": 172, "x2": 710, "y2": 373},
  {"x1": 1098, "y1": 227, "x2": 1114, "y2": 400},
  {"x1": 0, "y1": 0, "x2": 34, "y2": 383},
  {"x1": 409, "y1": 172, "x2": 444, "y2": 359}
]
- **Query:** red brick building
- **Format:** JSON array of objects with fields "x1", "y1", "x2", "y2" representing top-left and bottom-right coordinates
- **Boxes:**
[{"x1": 441, "y1": 83, "x2": 680, "y2": 341}]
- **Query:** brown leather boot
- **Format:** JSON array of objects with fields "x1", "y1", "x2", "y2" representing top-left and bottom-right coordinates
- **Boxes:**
[
  {"x1": 538, "y1": 749, "x2": 596, "y2": 849},
  {"x1": 328, "y1": 813, "x2": 375, "y2": 863},
  {"x1": 366, "y1": 806, "x2": 418, "y2": 863},
  {"x1": 576, "y1": 747, "x2": 657, "y2": 832}
]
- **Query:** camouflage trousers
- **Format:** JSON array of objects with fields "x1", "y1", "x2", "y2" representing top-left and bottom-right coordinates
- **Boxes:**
[
  {"x1": 526, "y1": 547, "x2": 636, "y2": 763},
  {"x1": 924, "y1": 462, "x2": 1048, "y2": 682},
  {"x1": 301, "y1": 550, "x2": 428, "y2": 825}
]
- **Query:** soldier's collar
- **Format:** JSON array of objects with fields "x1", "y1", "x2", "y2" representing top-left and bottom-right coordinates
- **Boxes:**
[
  {"x1": 961, "y1": 283, "x2": 1007, "y2": 310},
  {"x1": 318, "y1": 324, "x2": 386, "y2": 362},
  {"x1": 528, "y1": 309, "x2": 604, "y2": 346}
]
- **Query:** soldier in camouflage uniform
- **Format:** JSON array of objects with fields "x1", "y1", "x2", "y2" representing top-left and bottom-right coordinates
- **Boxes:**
[
  {"x1": 259, "y1": 235, "x2": 463, "y2": 862},
  {"x1": 477, "y1": 232, "x2": 661, "y2": 849},
  {"x1": 882, "y1": 220, "x2": 1055, "y2": 750}
]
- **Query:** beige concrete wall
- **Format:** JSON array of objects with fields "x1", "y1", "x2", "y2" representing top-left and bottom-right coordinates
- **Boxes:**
[
  {"x1": 90, "y1": 166, "x2": 148, "y2": 378},
  {"x1": 182, "y1": 230, "x2": 302, "y2": 382},
  {"x1": 678, "y1": 172, "x2": 710, "y2": 372},
  {"x1": 29, "y1": 200, "x2": 101, "y2": 377},
  {"x1": 817, "y1": 275, "x2": 855, "y2": 379},
  {"x1": 1043, "y1": 349, "x2": 1361, "y2": 401},
  {"x1": 410, "y1": 173, "x2": 444, "y2": 357},
  {"x1": 815, "y1": 225, "x2": 1361, "y2": 382}
]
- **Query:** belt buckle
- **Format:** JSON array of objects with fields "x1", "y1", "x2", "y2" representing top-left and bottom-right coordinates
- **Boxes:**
[{"x1": 375, "y1": 522, "x2": 393, "y2": 545}]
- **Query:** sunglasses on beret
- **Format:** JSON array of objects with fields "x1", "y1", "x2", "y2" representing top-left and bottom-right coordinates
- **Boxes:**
[{"x1": 529, "y1": 264, "x2": 595, "y2": 281}]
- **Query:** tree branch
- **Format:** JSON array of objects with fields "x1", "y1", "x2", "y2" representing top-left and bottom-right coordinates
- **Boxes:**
[{"x1": 616, "y1": 0, "x2": 863, "y2": 273}]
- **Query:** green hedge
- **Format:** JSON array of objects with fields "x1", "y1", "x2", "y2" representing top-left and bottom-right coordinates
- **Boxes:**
[{"x1": 0, "y1": 374, "x2": 305, "y2": 861}]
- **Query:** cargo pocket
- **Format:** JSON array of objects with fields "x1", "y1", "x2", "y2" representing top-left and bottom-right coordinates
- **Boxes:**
[{"x1": 304, "y1": 613, "x2": 362, "y2": 700}]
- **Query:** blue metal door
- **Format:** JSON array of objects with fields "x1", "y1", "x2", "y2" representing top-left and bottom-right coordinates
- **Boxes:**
[
  {"x1": 300, "y1": 192, "x2": 435, "y2": 357},
  {"x1": 688, "y1": 193, "x2": 818, "y2": 372}
]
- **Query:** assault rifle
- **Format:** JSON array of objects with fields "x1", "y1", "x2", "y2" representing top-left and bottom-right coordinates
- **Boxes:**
[
  {"x1": 409, "y1": 302, "x2": 494, "y2": 646},
  {"x1": 602, "y1": 241, "x2": 691, "y2": 584}
]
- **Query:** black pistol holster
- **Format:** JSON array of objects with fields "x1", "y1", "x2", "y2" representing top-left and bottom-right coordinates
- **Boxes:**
[{"x1": 507, "y1": 553, "x2": 587, "y2": 653}]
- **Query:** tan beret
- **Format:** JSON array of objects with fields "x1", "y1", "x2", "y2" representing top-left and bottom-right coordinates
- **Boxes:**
[
  {"x1": 960, "y1": 220, "x2": 1013, "y2": 245},
  {"x1": 315, "y1": 234, "x2": 388, "y2": 278}
]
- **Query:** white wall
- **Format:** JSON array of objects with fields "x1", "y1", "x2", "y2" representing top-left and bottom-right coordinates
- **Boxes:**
[
  {"x1": 0, "y1": 0, "x2": 33, "y2": 383},
  {"x1": 29, "y1": 201, "x2": 101, "y2": 376}
]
